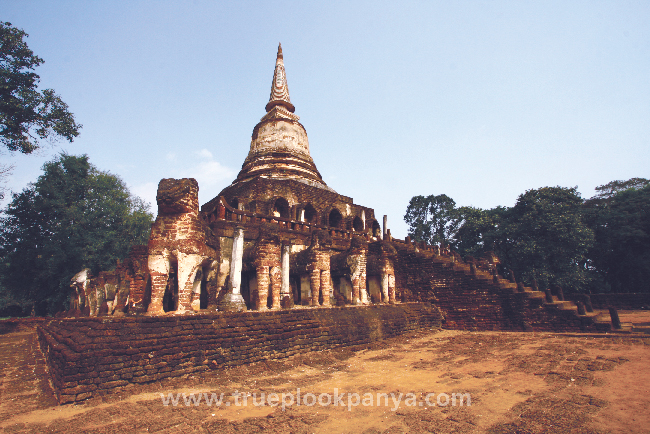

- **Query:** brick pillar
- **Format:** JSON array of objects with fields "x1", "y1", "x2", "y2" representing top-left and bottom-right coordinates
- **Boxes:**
[
  {"x1": 320, "y1": 269, "x2": 331, "y2": 306},
  {"x1": 147, "y1": 255, "x2": 170, "y2": 314},
  {"x1": 176, "y1": 253, "x2": 203, "y2": 313},
  {"x1": 270, "y1": 266, "x2": 282, "y2": 309},
  {"x1": 360, "y1": 271, "x2": 368, "y2": 304},
  {"x1": 351, "y1": 275, "x2": 360, "y2": 305},
  {"x1": 310, "y1": 269, "x2": 321, "y2": 306},
  {"x1": 350, "y1": 252, "x2": 367, "y2": 305},
  {"x1": 113, "y1": 279, "x2": 130, "y2": 315},
  {"x1": 206, "y1": 279, "x2": 220, "y2": 310},
  {"x1": 381, "y1": 273, "x2": 389, "y2": 303},
  {"x1": 86, "y1": 285, "x2": 97, "y2": 316},
  {"x1": 147, "y1": 273, "x2": 167, "y2": 314},
  {"x1": 190, "y1": 271, "x2": 202, "y2": 312},
  {"x1": 217, "y1": 227, "x2": 247, "y2": 312},
  {"x1": 230, "y1": 228, "x2": 244, "y2": 295},
  {"x1": 388, "y1": 274, "x2": 396, "y2": 304},
  {"x1": 95, "y1": 285, "x2": 106, "y2": 316},
  {"x1": 255, "y1": 266, "x2": 270, "y2": 310},
  {"x1": 129, "y1": 275, "x2": 147, "y2": 313},
  {"x1": 281, "y1": 243, "x2": 291, "y2": 300}
]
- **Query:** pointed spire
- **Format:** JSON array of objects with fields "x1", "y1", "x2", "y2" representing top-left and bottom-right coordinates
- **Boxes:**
[{"x1": 265, "y1": 43, "x2": 295, "y2": 113}]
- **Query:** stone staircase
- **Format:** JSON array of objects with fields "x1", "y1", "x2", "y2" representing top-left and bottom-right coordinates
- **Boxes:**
[{"x1": 393, "y1": 242, "x2": 616, "y2": 333}]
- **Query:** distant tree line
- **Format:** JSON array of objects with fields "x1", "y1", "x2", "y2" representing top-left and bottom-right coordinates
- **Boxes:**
[{"x1": 404, "y1": 178, "x2": 650, "y2": 294}]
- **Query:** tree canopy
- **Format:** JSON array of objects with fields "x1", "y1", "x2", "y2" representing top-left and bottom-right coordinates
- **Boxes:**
[
  {"x1": 404, "y1": 194, "x2": 460, "y2": 246},
  {"x1": 501, "y1": 187, "x2": 594, "y2": 291},
  {"x1": 589, "y1": 178, "x2": 650, "y2": 202},
  {"x1": 405, "y1": 186, "x2": 622, "y2": 293},
  {"x1": 585, "y1": 181, "x2": 650, "y2": 293},
  {"x1": 0, "y1": 154, "x2": 153, "y2": 313},
  {"x1": 0, "y1": 22, "x2": 81, "y2": 154}
]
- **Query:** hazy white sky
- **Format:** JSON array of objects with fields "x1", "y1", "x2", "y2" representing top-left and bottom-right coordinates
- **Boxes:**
[{"x1": 2, "y1": 1, "x2": 649, "y2": 237}]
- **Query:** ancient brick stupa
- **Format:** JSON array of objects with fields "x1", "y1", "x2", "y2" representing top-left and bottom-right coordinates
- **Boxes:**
[
  {"x1": 66, "y1": 44, "x2": 386, "y2": 318},
  {"x1": 196, "y1": 43, "x2": 385, "y2": 312},
  {"x1": 230, "y1": 43, "x2": 331, "y2": 191},
  {"x1": 203, "y1": 43, "x2": 350, "y2": 219}
]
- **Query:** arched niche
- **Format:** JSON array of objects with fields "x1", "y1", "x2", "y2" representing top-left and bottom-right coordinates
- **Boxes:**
[
  {"x1": 303, "y1": 204, "x2": 317, "y2": 223},
  {"x1": 272, "y1": 197, "x2": 290, "y2": 219},
  {"x1": 371, "y1": 220, "x2": 381, "y2": 237},
  {"x1": 352, "y1": 216, "x2": 364, "y2": 231},
  {"x1": 329, "y1": 208, "x2": 343, "y2": 228}
]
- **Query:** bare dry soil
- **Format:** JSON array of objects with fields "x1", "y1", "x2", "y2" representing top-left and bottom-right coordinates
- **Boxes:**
[{"x1": 1, "y1": 312, "x2": 649, "y2": 434}]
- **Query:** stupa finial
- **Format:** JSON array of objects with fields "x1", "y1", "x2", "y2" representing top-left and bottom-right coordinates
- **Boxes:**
[{"x1": 266, "y1": 43, "x2": 295, "y2": 113}]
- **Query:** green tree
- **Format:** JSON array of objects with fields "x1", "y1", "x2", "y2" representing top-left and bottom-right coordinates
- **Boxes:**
[
  {"x1": 0, "y1": 154, "x2": 153, "y2": 313},
  {"x1": 586, "y1": 181, "x2": 650, "y2": 293},
  {"x1": 404, "y1": 194, "x2": 461, "y2": 246},
  {"x1": 1, "y1": 22, "x2": 81, "y2": 154},
  {"x1": 502, "y1": 186, "x2": 594, "y2": 291},
  {"x1": 454, "y1": 206, "x2": 509, "y2": 258},
  {"x1": 407, "y1": 187, "x2": 595, "y2": 291},
  {"x1": 589, "y1": 178, "x2": 650, "y2": 202}
]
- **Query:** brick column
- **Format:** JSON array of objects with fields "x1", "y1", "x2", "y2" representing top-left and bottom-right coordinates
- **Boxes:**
[
  {"x1": 388, "y1": 274, "x2": 396, "y2": 304},
  {"x1": 281, "y1": 243, "x2": 291, "y2": 300},
  {"x1": 230, "y1": 228, "x2": 244, "y2": 295},
  {"x1": 190, "y1": 276, "x2": 202, "y2": 311},
  {"x1": 218, "y1": 227, "x2": 247, "y2": 312},
  {"x1": 270, "y1": 266, "x2": 282, "y2": 309},
  {"x1": 113, "y1": 279, "x2": 130, "y2": 316},
  {"x1": 381, "y1": 273, "x2": 390, "y2": 303},
  {"x1": 176, "y1": 252, "x2": 203, "y2": 313},
  {"x1": 255, "y1": 266, "x2": 270, "y2": 310},
  {"x1": 360, "y1": 271, "x2": 368, "y2": 304},
  {"x1": 350, "y1": 253, "x2": 367, "y2": 305},
  {"x1": 351, "y1": 275, "x2": 360, "y2": 305},
  {"x1": 147, "y1": 255, "x2": 170, "y2": 314},
  {"x1": 310, "y1": 269, "x2": 321, "y2": 306},
  {"x1": 320, "y1": 269, "x2": 331, "y2": 306}
]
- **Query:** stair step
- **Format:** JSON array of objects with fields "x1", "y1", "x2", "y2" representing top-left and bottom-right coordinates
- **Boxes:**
[
  {"x1": 549, "y1": 301, "x2": 576, "y2": 310},
  {"x1": 611, "y1": 324, "x2": 633, "y2": 333},
  {"x1": 594, "y1": 312, "x2": 609, "y2": 321},
  {"x1": 409, "y1": 247, "x2": 635, "y2": 334}
]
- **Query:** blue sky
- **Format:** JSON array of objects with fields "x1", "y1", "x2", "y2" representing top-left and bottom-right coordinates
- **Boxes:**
[{"x1": 2, "y1": 1, "x2": 649, "y2": 238}]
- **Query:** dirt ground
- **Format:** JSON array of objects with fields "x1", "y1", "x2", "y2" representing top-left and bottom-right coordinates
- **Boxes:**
[{"x1": 1, "y1": 311, "x2": 649, "y2": 434}]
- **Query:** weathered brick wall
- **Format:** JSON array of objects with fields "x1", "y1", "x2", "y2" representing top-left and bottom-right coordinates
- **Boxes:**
[
  {"x1": 565, "y1": 293, "x2": 650, "y2": 310},
  {"x1": 393, "y1": 243, "x2": 610, "y2": 333},
  {"x1": 38, "y1": 303, "x2": 442, "y2": 404}
]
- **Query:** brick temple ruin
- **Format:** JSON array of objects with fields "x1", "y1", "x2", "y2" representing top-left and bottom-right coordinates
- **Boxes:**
[
  {"x1": 39, "y1": 44, "x2": 616, "y2": 404},
  {"x1": 69, "y1": 44, "x2": 396, "y2": 317}
]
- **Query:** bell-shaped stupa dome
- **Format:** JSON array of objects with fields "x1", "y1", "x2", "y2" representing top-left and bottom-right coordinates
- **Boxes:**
[{"x1": 233, "y1": 44, "x2": 333, "y2": 192}]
